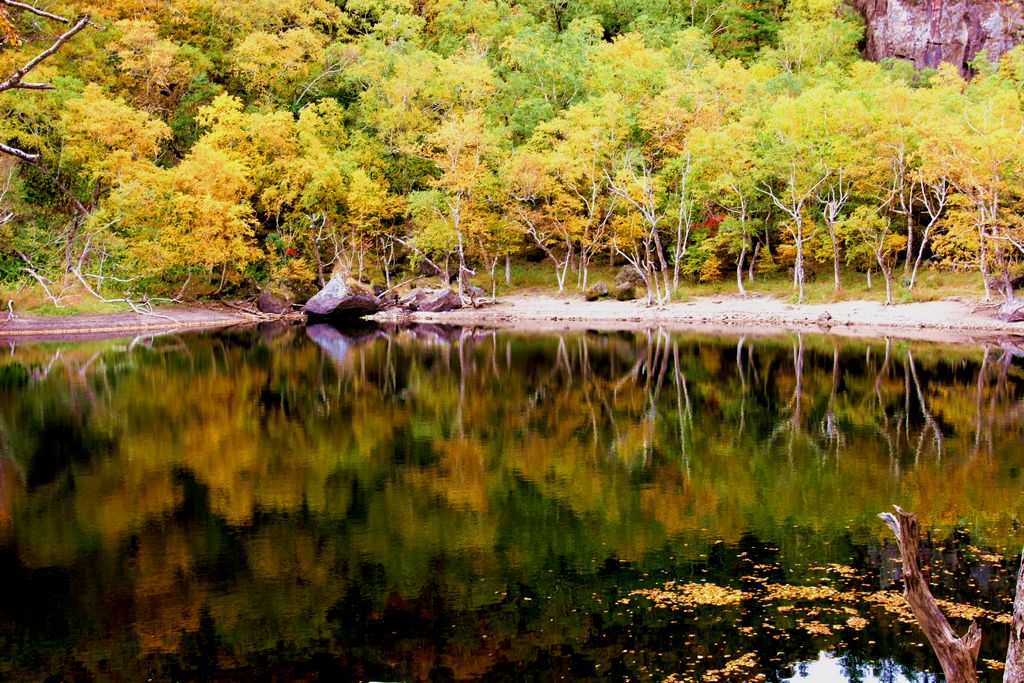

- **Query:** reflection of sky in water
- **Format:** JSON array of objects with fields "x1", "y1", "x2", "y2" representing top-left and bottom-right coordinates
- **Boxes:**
[{"x1": 788, "y1": 653, "x2": 921, "y2": 682}]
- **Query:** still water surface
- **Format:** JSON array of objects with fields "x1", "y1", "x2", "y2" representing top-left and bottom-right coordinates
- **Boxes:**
[{"x1": 0, "y1": 323, "x2": 1021, "y2": 681}]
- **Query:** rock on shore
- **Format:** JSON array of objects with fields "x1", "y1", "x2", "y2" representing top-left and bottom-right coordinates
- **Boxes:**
[{"x1": 303, "y1": 276, "x2": 383, "y2": 320}]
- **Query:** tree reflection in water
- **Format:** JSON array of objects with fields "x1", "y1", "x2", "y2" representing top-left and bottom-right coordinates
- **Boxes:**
[{"x1": 0, "y1": 323, "x2": 1020, "y2": 681}]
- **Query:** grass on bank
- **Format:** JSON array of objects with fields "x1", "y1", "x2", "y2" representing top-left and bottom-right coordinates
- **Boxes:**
[
  {"x1": 495, "y1": 262, "x2": 988, "y2": 305},
  {"x1": 0, "y1": 284, "x2": 142, "y2": 317}
]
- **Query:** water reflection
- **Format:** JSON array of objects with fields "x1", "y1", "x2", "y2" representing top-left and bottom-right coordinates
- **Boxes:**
[
  {"x1": 786, "y1": 653, "x2": 919, "y2": 682},
  {"x1": 0, "y1": 324, "x2": 1020, "y2": 681}
]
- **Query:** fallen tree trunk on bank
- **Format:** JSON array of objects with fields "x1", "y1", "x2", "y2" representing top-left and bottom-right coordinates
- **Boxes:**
[{"x1": 879, "y1": 505, "x2": 1024, "y2": 683}]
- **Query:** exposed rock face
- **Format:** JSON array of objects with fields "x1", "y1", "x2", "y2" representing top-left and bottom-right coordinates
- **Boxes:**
[
  {"x1": 855, "y1": 0, "x2": 1024, "y2": 73},
  {"x1": 303, "y1": 276, "x2": 383, "y2": 320}
]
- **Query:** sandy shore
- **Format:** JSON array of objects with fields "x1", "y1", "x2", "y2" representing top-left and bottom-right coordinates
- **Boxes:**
[
  {"x1": 0, "y1": 304, "x2": 259, "y2": 341},
  {"x1": 1, "y1": 294, "x2": 1021, "y2": 344},
  {"x1": 398, "y1": 293, "x2": 1023, "y2": 343}
]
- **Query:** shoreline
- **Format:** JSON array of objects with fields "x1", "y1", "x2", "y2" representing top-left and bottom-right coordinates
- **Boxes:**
[
  {"x1": 0, "y1": 294, "x2": 1022, "y2": 344},
  {"x1": 397, "y1": 293, "x2": 1024, "y2": 345},
  {"x1": 0, "y1": 304, "x2": 261, "y2": 341}
]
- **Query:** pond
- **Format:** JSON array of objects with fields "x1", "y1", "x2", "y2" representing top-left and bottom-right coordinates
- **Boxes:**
[{"x1": 0, "y1": 323, "x2": 1021, "y2": 681}]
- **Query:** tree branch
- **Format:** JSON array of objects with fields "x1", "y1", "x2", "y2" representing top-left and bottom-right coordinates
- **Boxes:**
[
  {"x1": 390, "y1": 234, "x2": 445, "y2": 278},
  {"x1": 28, "y1": 159, "x2": 88, "y2": 214},
  {"x1": 10, "y1": 81, "x2": 52, "y2": 90},
  {"x1": 0, "y1": 13, "x2": 92, "y2": 161},
  {"x1": 0, "y1": 14, "x2": 90, "y2": 94},
  {"x1": 71, "y1": 268, "x2": 183, "y2": 324},
  {"x1": 0, "y1": 0, "x2": 70, "y2": 23},
  {"x1": 0, "y1": 141, "x2": 38, "y2": 161}
]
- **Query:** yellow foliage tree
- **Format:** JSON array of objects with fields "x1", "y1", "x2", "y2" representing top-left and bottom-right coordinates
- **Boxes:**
[{"x1": 109, "y1": 19, "x2": 200, "y2": 113}]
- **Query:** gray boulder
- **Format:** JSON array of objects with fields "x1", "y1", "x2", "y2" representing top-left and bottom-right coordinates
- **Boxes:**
[
  {"x1": 303, "y1": 275, "x2": 382, "y2": 319},
  {"x1": 418, "y1": 289, "x2": 463, "y2": 313},
  {"x1": 399, "y1": 288, "x2": 463, "y2": 312},
  {"x1": 997, "y1": 298, "x2": 1024, "y2": 323},
  {"x1": 256, "y1": 275, "x2": 313, "y2": 314},
  {"x1": 398, "y1": 288, "x2": 433, "y2": 311},
  {"x1": 585, "y1": 281, "x2": 609, "y2": 301},
  {"x1": 616, "y1": 266, "x2": 646, "y2": 288},
  {"x1": 257, "y1": 289, "x2": 293, "y2": 315},
  {"x1": 612, "y1": 283, "x2": 637, "y2": 301}
]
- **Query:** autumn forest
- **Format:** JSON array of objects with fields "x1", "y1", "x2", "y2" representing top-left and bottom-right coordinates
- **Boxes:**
[{"x1": 2, "y1": 0, "x2": 1024, "y2": 307}]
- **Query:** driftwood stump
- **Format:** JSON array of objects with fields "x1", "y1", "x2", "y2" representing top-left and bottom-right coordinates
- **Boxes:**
[{"x1": 879, "y1": 506, "x2": 982, "y2": 683}]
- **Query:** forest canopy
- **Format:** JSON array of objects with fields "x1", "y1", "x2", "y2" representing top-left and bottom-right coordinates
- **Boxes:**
[{"x1": 1, "y1": 0, "x2": 1023, "y2": 306}]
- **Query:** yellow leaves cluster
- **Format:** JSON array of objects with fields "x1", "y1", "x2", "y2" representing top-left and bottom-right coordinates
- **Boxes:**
[
  {"x1": 358, "y1": 49, "x2": 495, "y2": 150},
  {"x1": 110, "y1": 20, "x2": 199, "y2": 112},
  {"x1": 421, "y1": 0, "x2": 504, "y2": 45},
  {"x1": 825, "y1": 563, "x2": 858, "y2": 578},
  {"x1": 935, "y1": 598, "x2": 991, "y2": 621},
  {"x1": 764, "y1": 583, "x2": 846, "y2": 602},
  {"x1": 627, "y1": 569, "x2": 1012, "y2": 651},
  {"x1": 639, "y1": 59, "x2": 748, "y2": 158},
  {"x1": 0, "y1": 7, "x2": 20, "y2": 47},
  {"x1": 625, "y1": 581, "x2": 748, "y2": 609},
  {"x1": 231, "y1": 28, "x2": 328, "y2": 98},
  {"x1": 158, "y1": 95, "x2": 361, "y2": 273},
  {"x1": 801, "y1": 621, "x2": 833, "y2": 636},
  {"x1": 588, "y1": 33, "x2": 670, "y2": 105},
  {"x1": 700, "y1": 652, "x2": 763, "y2": 682},
  {"x1": 428, "y1": 109, "x2": 496, "y2": 194},
  {"x1": 74, "y1": 87, "x2": 349, "y2": 274},
  {"x1": 166, "y1": 156, "x2": 259, "y2": 268},
  {"x1": 966, "y1": 547, "x2": 1004, "y2": 563},
  {"x1": 83, "y1": 0, "x2": 196, "y2": 23},
  {"x1": 862, "y1": 590, "x2": 916, "y2": 623},
  {"x1": 698, "y1": 255, "x2": 723, "y2": 283},
  {"x1": 199, "y1": 0, "x2": 344, "y2": 34},
  {"x1": 63, "y1": 84, "x2": 171, "y2": 182},
  {"x1": 846, "y1": 616, "x2": 869, "y2": 629},
  {"x1": 346, "y1": 168, "x2": 400, "y2": 238}
]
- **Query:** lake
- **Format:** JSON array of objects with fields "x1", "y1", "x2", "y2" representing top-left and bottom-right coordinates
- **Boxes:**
[{"x1": 0, "y1": 323, "x2": 1020, "y2": 681}]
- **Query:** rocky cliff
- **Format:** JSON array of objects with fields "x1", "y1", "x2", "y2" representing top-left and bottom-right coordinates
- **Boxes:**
[{"x1": 854, "y1": 0, "x2": 1024, "y2": 73}]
